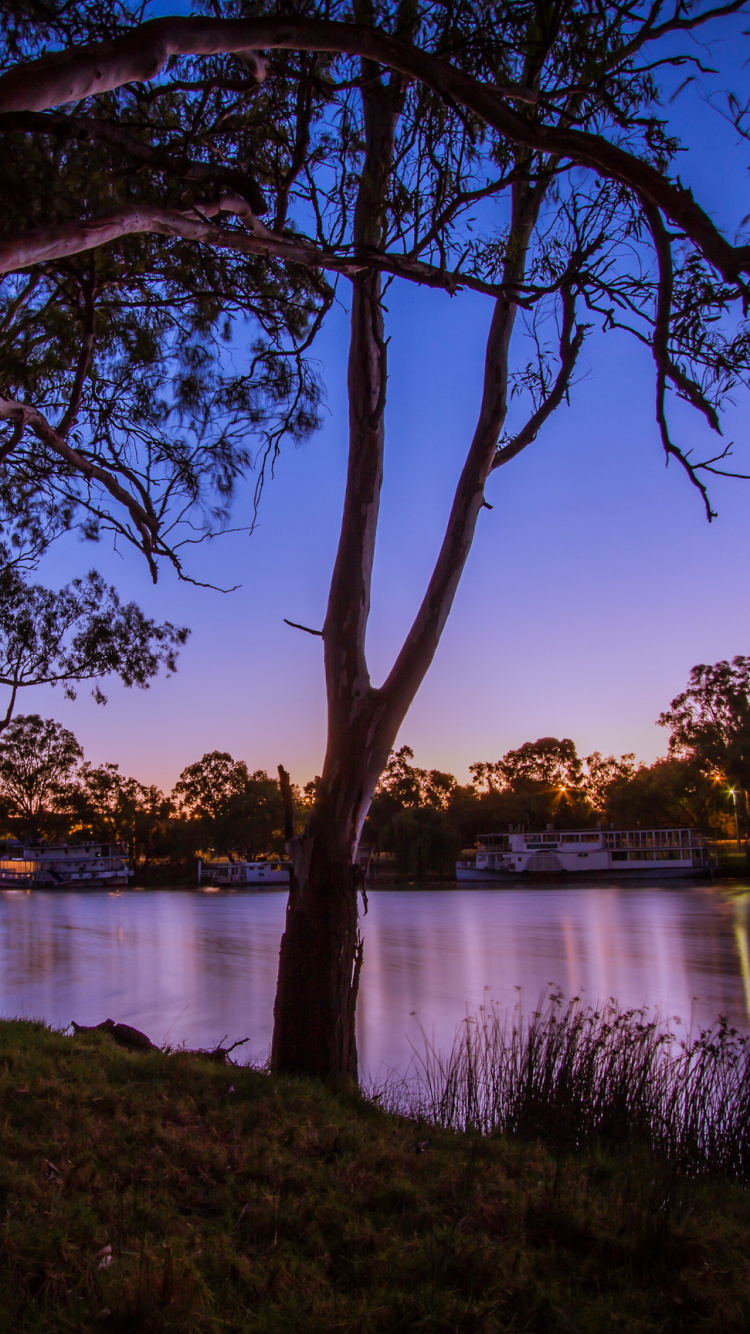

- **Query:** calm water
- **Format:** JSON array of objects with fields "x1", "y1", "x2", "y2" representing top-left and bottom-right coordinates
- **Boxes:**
[{"x1": 1, "y1": 882, "x2": 750, "y2": 1077}]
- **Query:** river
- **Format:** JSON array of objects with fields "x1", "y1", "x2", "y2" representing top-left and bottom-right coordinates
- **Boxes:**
[{"x1": 1, "y1": 881, "x2": 749, "y2": 1078}]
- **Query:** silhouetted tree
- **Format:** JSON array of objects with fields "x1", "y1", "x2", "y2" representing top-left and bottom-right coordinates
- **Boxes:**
[
  {"x1": 469, "y1": 737, "x2": 591, "y2": 829},
  {"x1": 3, "y1": 2, "x2": 750, "y2": 1079},
  {"x1": 602, "y1": 756, "x2": 722, "y2": 832},
  {"x1": 173, "y1": 751, "x2": 283, "y2": 857},
  {"x1": 0, "y1": 565, "x2": 189, "y2": 730},
  {"x1": 0, "y1": 713, "x2": 82, "y2": 839},
  {"x1": 366, "y1": 745, "x2": 459, "y2": 873},
  {"x1": 582, "y1": 752, "x2": 638, "y2": 813},
  {"x1": 73, "y1": 760, "x2": 173, "y2": 867},
  {"x1": 660, "y1": 658, "x2": 750, "y2": 789}
]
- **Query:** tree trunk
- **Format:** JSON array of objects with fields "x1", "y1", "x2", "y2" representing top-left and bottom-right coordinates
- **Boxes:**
[
  {"x1": 271, "y1": 26, "x2": 406, "y2": 1081},
  {"x1": 271, "y1": 48, "x2": 547, "y2": 1085},
  {"x1": 270, "y1": 819, "x2": 362, "y2": 1082},
  {"x1": 271, "y1": 703, "x2": 392, "y2": 1081}
]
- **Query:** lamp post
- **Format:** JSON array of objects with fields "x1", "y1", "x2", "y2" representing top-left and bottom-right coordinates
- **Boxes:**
[{"x1": 729, "y1": 789, "x2": 742, "y2": 853}]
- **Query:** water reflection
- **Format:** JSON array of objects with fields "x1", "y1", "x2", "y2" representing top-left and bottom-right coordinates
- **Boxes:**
[{"x1": 0, "y1": 882, "x2": 748, "y2": 1077}]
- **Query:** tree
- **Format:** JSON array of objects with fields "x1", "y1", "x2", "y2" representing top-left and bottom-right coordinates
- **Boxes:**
[
  {"x1": 366, "y1": 745, "x2": 459, "y2": 873},
  {"x1": 172, "y1": 751, "x2": 283, "y2": 856},
  {"x1": 372, "y1": 745, "x2": 456, "y2": 812},
  {"x1": 658, "y1": 657, "x2": 750, "y2": 834},
  {"x1": 73, "y1": 760, "x2": 173, "y2": 866},
  {"x1": 659, "y1": 658, "x2": 750, "y2": 788},
  {"x1": 0, "y1": 6, "x2": 327, "y2": 580},
  {"x1": 0, "y1": 565, "x2": 189, "y2": 730},
  {"x1": 601, "y1": 755, "x2": 722, "y2": 831},
  {"x1": 468, "y1": 737, "x2": 591, "y2": 828},
  {"x1": 3, "y1": 3, "x2": 750, "y2": 1080},
  {"x1": 497, "y1": 738, "x2": 583, "y2": 793},
  {"x1": 0, "y1": 713, "x2": 82, "y2": 839},
  {"x1": 582, "y1": 752, "x2": 637, "y2": 813}
]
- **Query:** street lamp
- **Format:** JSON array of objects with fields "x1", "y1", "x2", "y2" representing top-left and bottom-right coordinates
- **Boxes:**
[{"x1": 729, "y1": 789, "x2": 742, "y2": 853}]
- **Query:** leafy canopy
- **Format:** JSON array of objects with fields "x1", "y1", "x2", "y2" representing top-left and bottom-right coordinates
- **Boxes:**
[
  {"x1": 1, "y1": 0, "x2": 750, "y2": 586},
  {"x1": 0, "y1": 564, "x2": 189, "y2": 729}
]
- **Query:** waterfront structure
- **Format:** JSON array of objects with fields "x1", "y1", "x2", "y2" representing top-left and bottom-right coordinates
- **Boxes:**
[
  {"x1": 0, "y1": 842, "x2": 132, "y2": 888},
  {"x1": 456, "y1": 828, "x2": 713, "y2": 880},
  {"x1": 197, "y1": 858, "x2": 291, "y2": 887}
]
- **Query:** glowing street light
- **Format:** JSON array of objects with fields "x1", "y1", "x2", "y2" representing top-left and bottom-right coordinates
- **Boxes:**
[{"x1": 729, "y1": 789, "x2": 742, "y2": 853}]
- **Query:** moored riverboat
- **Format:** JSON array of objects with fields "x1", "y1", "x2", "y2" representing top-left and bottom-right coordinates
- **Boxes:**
[
  {"x1": 0, "y1": 841, "x2": 132, "y2": 888},
  {"x1": 197, "y1": 858, "x2": 291, "y2": 887},
  {"x1": 456, "y1": 827, "x2": 714, "y2": 881}
]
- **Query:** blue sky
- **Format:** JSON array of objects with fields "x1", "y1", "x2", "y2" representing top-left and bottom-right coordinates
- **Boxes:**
[{"x1": 19, "y1": 13, "x2": 750, "y2": 794}]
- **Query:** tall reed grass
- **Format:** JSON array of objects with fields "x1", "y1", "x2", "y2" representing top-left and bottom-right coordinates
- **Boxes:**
[{"x1": 390, "y1": 992, "x2": 750, "y2": 1179}]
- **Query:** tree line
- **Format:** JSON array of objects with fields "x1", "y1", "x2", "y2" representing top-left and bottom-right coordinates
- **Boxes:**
[{"x1": 2, "y1": 656, "x2": 747, "y2": 875}]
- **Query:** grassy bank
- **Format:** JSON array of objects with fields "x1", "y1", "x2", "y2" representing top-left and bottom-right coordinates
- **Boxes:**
[{"x1": 2, "y1": 1023, "x2": 750, "y2": 1331}]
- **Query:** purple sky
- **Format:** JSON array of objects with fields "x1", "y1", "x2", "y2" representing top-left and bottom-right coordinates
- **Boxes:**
[{"x1": 20, "y1": 16, "x2": 750, "y2": 796}]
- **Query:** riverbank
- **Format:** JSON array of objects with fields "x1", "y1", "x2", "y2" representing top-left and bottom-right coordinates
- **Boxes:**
[{"x1": 1, "y1": 1019, "x2": 749, "y2": 1332}]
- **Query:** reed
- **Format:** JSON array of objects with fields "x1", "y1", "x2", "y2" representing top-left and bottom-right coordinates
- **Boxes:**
[{"x1": 395, "y1": 992, "x2": 750, "y2": 1178}]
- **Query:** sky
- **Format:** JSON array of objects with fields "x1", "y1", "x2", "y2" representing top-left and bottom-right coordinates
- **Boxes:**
[{"x1": 15, "y1": 14, "x2": 750, "y2": 796}]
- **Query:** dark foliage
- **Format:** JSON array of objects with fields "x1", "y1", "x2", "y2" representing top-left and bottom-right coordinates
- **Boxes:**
[{"x1": 0, "y1": 564, "x2": 189, "y2": 729}]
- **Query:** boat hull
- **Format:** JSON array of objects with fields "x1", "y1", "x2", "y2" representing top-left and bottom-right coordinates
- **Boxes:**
[{"x1": 456, "y1": 863, "x2": 709, "y2": 882}]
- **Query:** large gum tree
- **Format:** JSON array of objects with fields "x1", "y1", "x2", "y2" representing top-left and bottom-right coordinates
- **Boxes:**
[{"x1": 2, "y1": 0, "x2": 750, "y2": 1080}]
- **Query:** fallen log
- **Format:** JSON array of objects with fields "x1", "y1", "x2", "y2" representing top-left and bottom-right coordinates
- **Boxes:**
[
  {"x1": 71, "y1": 1019, "x2": 156, "y2": 1051},
  {"x1": 70, "y1": 1022, "x2": 251, "y2": 1063}
]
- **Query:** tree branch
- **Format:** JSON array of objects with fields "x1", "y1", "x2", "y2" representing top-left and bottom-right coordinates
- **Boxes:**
[
  {"x1": 0, "y1": 418, "x2": 25, "y2": 466},
  {"x1": 491, "y1": 285, "x2": 585, "y2": 470},
  {"x1": 284, "y1": 618, "x2": 323, "y2": 636},
  {"x1": 0, "y1": 15, "x2": 531, "y2": 115},
  {"x1": 321, "y1": 62, "x2": 400, "y2": 745},
  {"x1": 57, "y1": 269, "x2": 96, "y2": 438},
  {"x1": 0, "y1": 199, "x2": 526, "y2": 299},
  {"x1": 0, "y1": 16, "x2": 747, "y2": 282},
  {"x1": 643, "y1": 199, "x2": 723, "y2": 520},
  {"x1": 0, "y1": 396, "x2": 160, "y2": 576},
  {"x1": 381, "y1": 171, "x2": 546, "y2": 719}
]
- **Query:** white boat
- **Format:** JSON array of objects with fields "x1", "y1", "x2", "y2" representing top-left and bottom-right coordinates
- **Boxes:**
[
  {"x1": 197, "y1": 858, "x2": 291, "y2": 887},
  {"x1": 456, "y1": 827, "x2": 713, "y2": 881},
  {"x1": 0, "y1": 841, "x2": 132, "y2": 888}
]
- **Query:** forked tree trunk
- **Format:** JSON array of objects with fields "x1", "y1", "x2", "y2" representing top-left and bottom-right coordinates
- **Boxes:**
[
  {"x1": 271, "y1": 48, "x2": 549, "y2": 1082},
  {"x1": 272, "y1": 26, "x2": 406, "y2": 1080}
]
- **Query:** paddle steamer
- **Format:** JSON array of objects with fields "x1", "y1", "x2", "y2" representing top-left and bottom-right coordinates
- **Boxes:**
[
  {"x1": 456, "y1": 827, "x2": 713, "y2": 880},
  {"x1": 197, "y1": 858, "x2": 290, "y2": 887},
  {"x1": 0, "y1": 841, "x2": 132, "y2": 888}
]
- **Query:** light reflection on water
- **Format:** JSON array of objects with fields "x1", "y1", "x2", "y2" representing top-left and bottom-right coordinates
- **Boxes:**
[{"x1": 0, "y1": 882, "x2": 749, "y2": 1078}]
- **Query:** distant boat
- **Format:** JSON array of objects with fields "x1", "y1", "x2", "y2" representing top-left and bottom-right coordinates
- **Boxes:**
[
  {"x1": 0, "y1": 841, "x2": 132, "y2": 889},
  {"x1": 456, "y1": 827, "x2": 714, "y2": 880},
  {"x1": 197, "y1": 858, "x2": 291, "y2": 887}
]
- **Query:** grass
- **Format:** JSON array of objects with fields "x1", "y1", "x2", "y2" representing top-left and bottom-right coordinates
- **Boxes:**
[
  {"x1": 1, "y1": 1016, "x2": 750, "y2": 1331},
  {"x1": 397, "y1": 992, "x2": 750, "y2": 1177}
]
